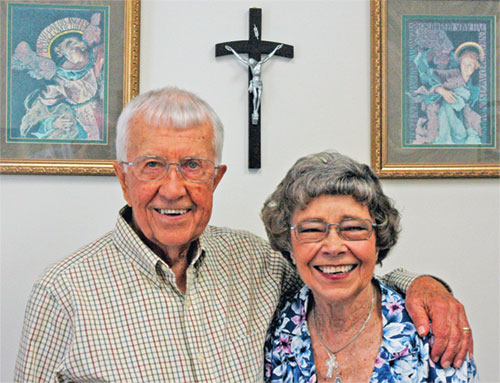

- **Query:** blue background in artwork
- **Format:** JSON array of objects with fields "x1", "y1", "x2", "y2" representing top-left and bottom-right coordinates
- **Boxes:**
[{"x1": 8, "y1": 4, "x2": 106, "y2": 142}]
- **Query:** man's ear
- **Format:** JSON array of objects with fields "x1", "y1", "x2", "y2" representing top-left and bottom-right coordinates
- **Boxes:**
[
  {"x1": 212, "y1": 164, "x2": 227, "y2": 190},
  {"x1": 113, "y1": 161, "x2": 131, "y2": 206}
]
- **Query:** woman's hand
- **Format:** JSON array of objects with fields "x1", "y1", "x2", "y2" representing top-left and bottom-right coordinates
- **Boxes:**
[{"x1": 405, "y1": 276, "x2": 473, "y2": 369}]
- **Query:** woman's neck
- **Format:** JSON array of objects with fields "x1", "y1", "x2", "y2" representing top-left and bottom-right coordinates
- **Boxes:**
[
  {"x1": 313, "y1": 283, "x2": 377, "y2": 333},
  {"x1": 309, "y1": 282, "x2": 383, "y2": 383}
]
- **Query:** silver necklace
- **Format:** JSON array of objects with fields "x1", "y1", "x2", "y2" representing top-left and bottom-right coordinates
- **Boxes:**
[{"x1": 313, "y1": 288, "x2": 375, "y2": 383}]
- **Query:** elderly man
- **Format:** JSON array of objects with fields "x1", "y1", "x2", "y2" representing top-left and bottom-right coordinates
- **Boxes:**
[{"x1": 15, "y1": 87, "x2": 472, "y2": 382}]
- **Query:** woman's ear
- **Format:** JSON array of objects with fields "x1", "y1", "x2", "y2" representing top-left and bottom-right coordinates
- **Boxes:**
[
  {"x1": 290, "y1": 252, "x2": 296, "y2": 266},
  {"x1": 281, "y1": 250, "x2": 296, "y2": 266}
]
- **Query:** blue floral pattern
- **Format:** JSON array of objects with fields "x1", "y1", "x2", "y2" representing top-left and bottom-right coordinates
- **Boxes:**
[{"x1": 264, "y1": 279, "x2": 477, "y2": 383}]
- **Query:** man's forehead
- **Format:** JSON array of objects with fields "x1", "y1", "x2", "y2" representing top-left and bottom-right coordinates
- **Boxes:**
[{"x1": 129, "y1": 113, "x2": 214, "y2": 140}]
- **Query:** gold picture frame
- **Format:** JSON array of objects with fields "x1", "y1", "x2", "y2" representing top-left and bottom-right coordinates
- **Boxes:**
[
  {"x1": 0, "y1": 0, "x2": 140, "y2": 175},
  {"x1": 371, "y1": 0, "x2": 500, "y2": 178}
]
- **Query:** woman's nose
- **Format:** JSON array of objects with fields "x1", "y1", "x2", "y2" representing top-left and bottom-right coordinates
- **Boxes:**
[{"x1": 322, "y1": 227, "x2": 347, "y2": 252}]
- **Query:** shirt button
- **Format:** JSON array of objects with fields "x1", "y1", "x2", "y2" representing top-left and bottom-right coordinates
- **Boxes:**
[
  {"x1": 197, "y1": 354, "x2": 204, "y2": 364},
  {"x1": 185, "y1": 299, "x2": 191, "y2": 308}
]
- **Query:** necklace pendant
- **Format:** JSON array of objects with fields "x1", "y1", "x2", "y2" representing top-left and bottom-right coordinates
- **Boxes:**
[
  {"x1": 334, "y1": 377, "x2": 342, "y2": 383},
  {"x1": 325, "y1": 353, "x2": 337, "y2": 378}
]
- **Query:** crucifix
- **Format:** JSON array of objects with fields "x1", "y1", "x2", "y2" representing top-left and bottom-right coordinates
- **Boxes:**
[{"x1": 216, "y1": 8, "x2": 294, "y2": 169}]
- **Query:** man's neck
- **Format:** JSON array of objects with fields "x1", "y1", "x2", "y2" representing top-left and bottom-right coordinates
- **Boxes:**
[
  {"x1": 137, "y1": 229, "x2": 196, "y2": 293},
  {"x1": 124, "y1": 207, "x2": 196, "y2": 292}
]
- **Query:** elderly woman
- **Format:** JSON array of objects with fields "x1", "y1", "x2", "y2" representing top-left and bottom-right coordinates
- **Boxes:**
[{"x1": 261, "y1": 151, "x2": 477, "y2": 382}]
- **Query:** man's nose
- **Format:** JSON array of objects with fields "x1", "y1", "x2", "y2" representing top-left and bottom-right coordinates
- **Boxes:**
[{"x1": 158, "y1": 164, "x2": 187, "y2": 198}]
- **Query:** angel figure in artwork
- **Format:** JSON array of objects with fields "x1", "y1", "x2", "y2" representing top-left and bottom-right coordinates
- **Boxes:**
[
  {"x1": 12, "y1": 13, "x2": 105, "y2": 140},
  {"x1": 225, "y1": 43, "x2": 282, "y2": 124}
]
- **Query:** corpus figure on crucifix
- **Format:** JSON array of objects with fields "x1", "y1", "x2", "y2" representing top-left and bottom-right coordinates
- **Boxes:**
[
  {"x1": 225, "y1": 43, "x2": 282, "y2": 125},
  {"x1": 215, "y1": 7, "x2": 294, "y2": 168}
]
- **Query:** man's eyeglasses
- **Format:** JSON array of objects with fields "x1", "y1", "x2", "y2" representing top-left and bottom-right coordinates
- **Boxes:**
[
  {"x1": 291, "y1": 218, "x2": 377, "y2": 243},
  {"x1": 122, "y1": 156, "x2": 220, "y2": 183}
]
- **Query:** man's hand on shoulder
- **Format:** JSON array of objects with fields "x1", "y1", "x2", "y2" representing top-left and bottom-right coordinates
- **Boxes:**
[{"x1": 405, "y1": 276, "x2": 473, "y2": 369}]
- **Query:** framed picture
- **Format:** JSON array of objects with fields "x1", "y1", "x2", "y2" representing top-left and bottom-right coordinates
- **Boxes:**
[
  {"x1": 371, "y1": 0, "x2": 500, "y2": 178},
  {"x1": 0, "y1": 0, "x2": 140, "y2": 175}
]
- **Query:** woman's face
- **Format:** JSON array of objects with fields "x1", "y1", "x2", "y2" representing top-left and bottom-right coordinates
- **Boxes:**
[{"x1": 290, "y1": 194, "x2": 377, "y2": 305}]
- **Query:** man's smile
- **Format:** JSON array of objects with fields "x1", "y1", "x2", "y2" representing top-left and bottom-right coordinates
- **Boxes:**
[{"x1": 154, "y1": 208, "x2": 190, "y2": 217}]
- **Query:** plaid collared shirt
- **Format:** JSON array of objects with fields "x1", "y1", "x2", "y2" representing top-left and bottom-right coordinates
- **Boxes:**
[{"x1": 14, "y1": 207, "x2": 418, "y2": 383}]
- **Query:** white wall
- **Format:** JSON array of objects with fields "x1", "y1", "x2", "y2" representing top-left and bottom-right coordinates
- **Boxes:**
[{"x1": 1, "y1": 1, "x2": 499, "y2": 381}]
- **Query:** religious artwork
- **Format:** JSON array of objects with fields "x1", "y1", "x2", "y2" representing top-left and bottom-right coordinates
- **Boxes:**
[
  {"x1": 216, "y1": 8, "x2": 294, "y2": 169},
  {"x1": 371, "y1": 0, "x2": 499, "y2": 178},
  {"x1": 225, "y1": 43, "x2": 283, "y2": 126},
  {"x1": 12, "y1": 11, "x2": 106, "y2": 142},
  {"x1": 0, "y1": 0, "x2": 140, "y2": 175},
  {"x1": 404, "y1": 20, "x2": 492, "y2": 147}
]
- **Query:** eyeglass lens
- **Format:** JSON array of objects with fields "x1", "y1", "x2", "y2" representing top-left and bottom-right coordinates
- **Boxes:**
[
  {"x1": 132, "y1": 156, "x2": 215, "y2": 182},
  {"x1": 294, "y1": 218, "x2": 374, "y2": 242}
]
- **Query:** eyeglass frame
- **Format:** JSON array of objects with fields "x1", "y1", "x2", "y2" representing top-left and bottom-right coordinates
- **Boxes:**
[
  {"x1": 290, "y1": 217, "x2": 378, "y2": 243},
  {"x1": 121, "y1": 155, "x2": 221, "y2": 183}
]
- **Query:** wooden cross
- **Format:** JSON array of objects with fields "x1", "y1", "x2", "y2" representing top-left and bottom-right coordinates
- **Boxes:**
[{"x1": 216, "y1": 8, "x2": 294, "y2": 169}]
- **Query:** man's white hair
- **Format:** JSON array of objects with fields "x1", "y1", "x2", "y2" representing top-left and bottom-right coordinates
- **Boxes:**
[{"x1": 116, "y1": 87, "x2": 224, "y2": 163}]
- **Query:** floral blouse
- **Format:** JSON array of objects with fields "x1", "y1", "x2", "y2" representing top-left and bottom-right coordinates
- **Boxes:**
[{"x1": 264, "y1": 279, "x2": 477, "y2": 383}]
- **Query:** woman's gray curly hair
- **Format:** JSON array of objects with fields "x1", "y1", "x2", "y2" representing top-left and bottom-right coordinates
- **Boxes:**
[{"x1": 260, "y1": 151, "x2": 400, "y2": 264}]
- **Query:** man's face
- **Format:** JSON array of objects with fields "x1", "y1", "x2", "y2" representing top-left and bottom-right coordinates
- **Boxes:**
[{"x1": 114, "y1": 113, "x2": 226, "y2": 257}]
